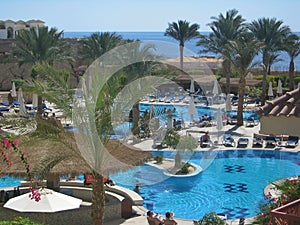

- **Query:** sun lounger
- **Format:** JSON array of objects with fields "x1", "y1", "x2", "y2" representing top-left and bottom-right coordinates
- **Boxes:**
[
  {"x1": 245, "y1": 117, "x2": 256, "y2": 127},
  {"x1": 252, "y1": 135, "x2": 263, "y2": 147},
  {"x1": 0, "y1": 102, "x2": 10, "y2": 107},
  {"x1": 222, "y1": 134, "x2": 235, "y2": 147},
  {"x1": 237, "y1": 137, "x2": 249, "y2": 147},
  {"x1": 286, "y1": 136, "x2": 299, "y2": 148},
  {"x1": 228, "y1": 114, "x2": 237, "y2": 125},
  {"x1": 265, "y1": 136, "x2": 278, "y2": 147},
  {"x1": 0, "y1": 107, "x2": 9, "y2": 112},
  {"x1": 199, "y1": 134, "x2": 211, "y2": 148}
]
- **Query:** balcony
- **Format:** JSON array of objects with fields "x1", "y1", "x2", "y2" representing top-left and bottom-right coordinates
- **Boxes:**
[{"x1": 271, "y1": 198, "x2": 300, "y2": 225}]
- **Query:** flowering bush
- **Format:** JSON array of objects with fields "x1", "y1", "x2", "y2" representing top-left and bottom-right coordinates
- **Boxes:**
[
  {"x1": 255, "y1": 176, "x2": 300, "y2": 224},
  {"x1": 0, "y1": 134, "x2": 41, "y2": 202}
]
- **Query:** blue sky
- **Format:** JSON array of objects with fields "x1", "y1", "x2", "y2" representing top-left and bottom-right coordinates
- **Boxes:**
[{"x1": 2, "y1": 0, "x2": 300, "y2": 32}]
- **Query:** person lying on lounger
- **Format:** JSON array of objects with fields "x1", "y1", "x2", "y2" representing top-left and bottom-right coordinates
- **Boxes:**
[
  {"x1": 164, "y1": 212, "x2": 178, "y2": 225},
  {"x1": 147, "y1": 211, "x2": 163, "y2": 225}
]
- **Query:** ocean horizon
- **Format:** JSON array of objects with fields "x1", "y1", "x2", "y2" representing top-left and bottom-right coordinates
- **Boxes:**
[{"x1": 63, "y1": 31, "x2": 300, "y2": 71}]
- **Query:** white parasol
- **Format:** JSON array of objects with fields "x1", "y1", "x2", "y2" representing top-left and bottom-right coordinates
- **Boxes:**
[
  {"x1": 188, "y1": 97, "x2": 196, "y2": 122},
  {"x1": 277, "y1": 80, "x2": 283, "y2": 95},
  {"x1": 17, "y1": 88, "x2": 27, "y2": 116},
  {"x1": 225, "y1": 94, "x2": 232, "y2": 112},
  {"x1": 212, "y1": 79, "x2": 219, "y2": 96},
  {"x1": 190, "y1": 79, "x2": 195, "y2": 94},
  {"x1": 268, "y1": 82, "x2": 273, "y2": 98},
  {"x1": 11, "y1": 82, "x2": 17, "y2": 98},
  {"x1": 4, "y1": 188, "x2": 82, "y2": 223}
]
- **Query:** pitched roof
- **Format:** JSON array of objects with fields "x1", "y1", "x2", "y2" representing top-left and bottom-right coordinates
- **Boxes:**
[{"x1": 256, "y1": 88, "x2": 300, "y2": 117}]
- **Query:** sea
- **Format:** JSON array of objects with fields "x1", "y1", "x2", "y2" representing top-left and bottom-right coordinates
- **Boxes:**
[{"x1": 63, "y1": 31, "x2": 300, "y2": 71}]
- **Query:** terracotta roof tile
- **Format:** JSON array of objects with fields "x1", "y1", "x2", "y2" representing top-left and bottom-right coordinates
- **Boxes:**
[{"x1": 256, "y1": 88, "x2": 300, "y2": 117}]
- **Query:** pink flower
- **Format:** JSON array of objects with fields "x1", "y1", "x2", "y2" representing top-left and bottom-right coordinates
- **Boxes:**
[
  {"x1": 5, "y1": 153, "x2": 9, "y2": 161},
  {"x1": 13, "y1": 139, "x2": 19, "y2": 146}
]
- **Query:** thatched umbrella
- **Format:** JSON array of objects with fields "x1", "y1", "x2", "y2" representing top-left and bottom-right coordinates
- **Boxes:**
[{"x1": 0, "y1": 119, "x2": 152, "y2": 179}]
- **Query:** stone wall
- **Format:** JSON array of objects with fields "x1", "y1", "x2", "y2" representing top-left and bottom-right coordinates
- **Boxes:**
[{"x1": 0, "y1": 186, "x2": 126, "y2": 224}]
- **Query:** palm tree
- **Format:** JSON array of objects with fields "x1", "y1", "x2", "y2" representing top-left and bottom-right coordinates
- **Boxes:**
[
  {"x1": 283, "y1": 33, "x2": 300, "y2": 90},
  {"x1": 165, "y1": 20, "x2": 200, "y2": 70},
  {"x1": 267, "y1": 52, "x2": 282, "y2": 75},
  {"x1": 197, "y1": 9, "x2": 245, "y2": 94},
  {"x1": 80, "y1": 32, "x2": 123, "y2": 63},
  {"x1": 26, "y1": 63, "x2": 151, "y2": 225},
  {"x1": 248, "y1": 18, "x2": 290, "y2": 105},
  {"x1": 225, "y1": 32, "x2": 261, "y2": 126},
  {"x1": 13, "y1": 26, "x2": 72, "y2": 115}
]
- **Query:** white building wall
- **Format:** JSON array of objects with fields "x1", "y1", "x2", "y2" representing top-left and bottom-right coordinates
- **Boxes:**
[{"x1": 0, "y1": 30, "x2": 7, "y2": 39}]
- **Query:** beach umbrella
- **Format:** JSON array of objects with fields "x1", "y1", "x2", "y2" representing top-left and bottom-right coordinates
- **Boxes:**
[
  {"x1": 212, "y1": 79, "x2": 219, "y2": 96},
  {"x1": 32, "y1": 93, "x2": 38, "y2": 108},
  {"x1": 225, "y1": 94, "x2": 232, "y2": 112},
  {"x1": 216, "y1": 108, "x2": 224, "y2": 144},
  {"x1": 4, "y1": 188, "x2": 82, "y2": 223},
  {"x1": 277, "y1": 80, "x2": 283, "y2": 96},
  {"x1": 17, "y1": 88, "x2": 27, "y2": 116},
  {"x1": 189, "y1": 79, "x2": 195, "y2": 94},
  {"x1": 268, "y1": 82, "x2": 273, "y2": 98},
  {"x1": 188, "y1": 97, "x2": 196, "y2": 122},
  {"x1": 11, "y1": 82, "x2": 17, "y2": 98}
]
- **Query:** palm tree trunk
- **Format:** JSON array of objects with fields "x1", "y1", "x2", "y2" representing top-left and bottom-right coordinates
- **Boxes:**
[
  {"x1": 261, "y1": 54, "x2": 269, "y2": 105},
  {"x1": 179, "y1": 44, "x2": 184, "y2": 70},
  {"x1": 289, "y1": 59, "x2": 295, "y2": 91},
  {"x1": 37, "y1": 95, "x2": 43, "y2": 118},
  {"x1": 223, "y1": 59, "x2": 231, "y2": 94},
  {"x1": 237, "y1": 75, "x2": 246, "y2": 126},
  {"x1": 92, "y1": 171, "x2": 105, "y2": 225},
  {"x1": 132, "y1": 101, "x2": 140, "y2": 136}
]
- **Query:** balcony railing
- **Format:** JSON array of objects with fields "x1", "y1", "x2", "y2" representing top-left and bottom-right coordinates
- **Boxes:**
[{"x1": 271, "y1": 198, "x2": 300, "y2": 225}]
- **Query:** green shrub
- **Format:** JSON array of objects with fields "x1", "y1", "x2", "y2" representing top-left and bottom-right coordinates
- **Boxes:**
[
  {"x1": 193, "y1": 212, "x2": 226, "y2": 225},
  {"x1": 0, "y1": 217, "x2": 43, "y2": 225},
  {"x1": 176, "y1": 162, "x2": 192, "y2": 175},
  {"x1": 154, "y1": 155, "x2": 164, "y2": 164}
]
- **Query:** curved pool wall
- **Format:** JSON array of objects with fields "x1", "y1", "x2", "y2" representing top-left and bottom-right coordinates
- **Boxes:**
[{"x1": 111, "y1": 150, "x2": 300, "y2": 220}]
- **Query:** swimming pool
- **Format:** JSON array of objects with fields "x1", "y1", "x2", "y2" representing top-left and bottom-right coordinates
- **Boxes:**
[
  {"x1": 113, "y1": 103, "x2": 258, "y2": 137},
  {"x1": 111, "y1": 150, "x2": 300, "y2": 220},
  {"x1": 0, "y1": 176, "x2": 23, "y2": 188}
]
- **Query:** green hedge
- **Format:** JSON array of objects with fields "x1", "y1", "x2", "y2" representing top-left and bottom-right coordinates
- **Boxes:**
[{"x1": 0, "y1": 217, "x2": 43, "y2": 225}]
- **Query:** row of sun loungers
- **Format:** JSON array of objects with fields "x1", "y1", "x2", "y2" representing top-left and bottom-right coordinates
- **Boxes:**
[{"x1": 198, "y1": 133, "x2": 299, "y2": 149}]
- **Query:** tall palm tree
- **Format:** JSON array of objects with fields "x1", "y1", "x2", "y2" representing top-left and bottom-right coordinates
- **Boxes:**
[
  {"x1": 13, "y1": 26, "x2": 72, "y2": 115},
  {"x1": 248, "y1": 18, "x2": 290, "y2": 105},
  {"x1": 283, "y1": 33, "x2": 300, "y2": 90},
  {"x1": 197, "y1": 9, "x2": 245, "y2": 94},
  {"x1": 225, "y1": 32, "x2": 261, "y2": 126},
  {"x1": 80, "y1": 32, "x2": 123, "y2": 63},
  {"x1": 165, "y1": 20, "x2": 200, "y2": 70},
  {"x1": 267, "y1": 52, "x2": 282, "y2": 75},
  {"x1": 13, "y1": 26, "x2": 70, "y2": 66}
]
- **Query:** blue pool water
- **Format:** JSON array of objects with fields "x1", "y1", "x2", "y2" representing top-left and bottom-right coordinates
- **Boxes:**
[
  {"x1": 111, "y1": 150, "x2": 300, "y2": 220},
  {"x1": 0, "y1": 176, "x2": 23, "y2": 188}
]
